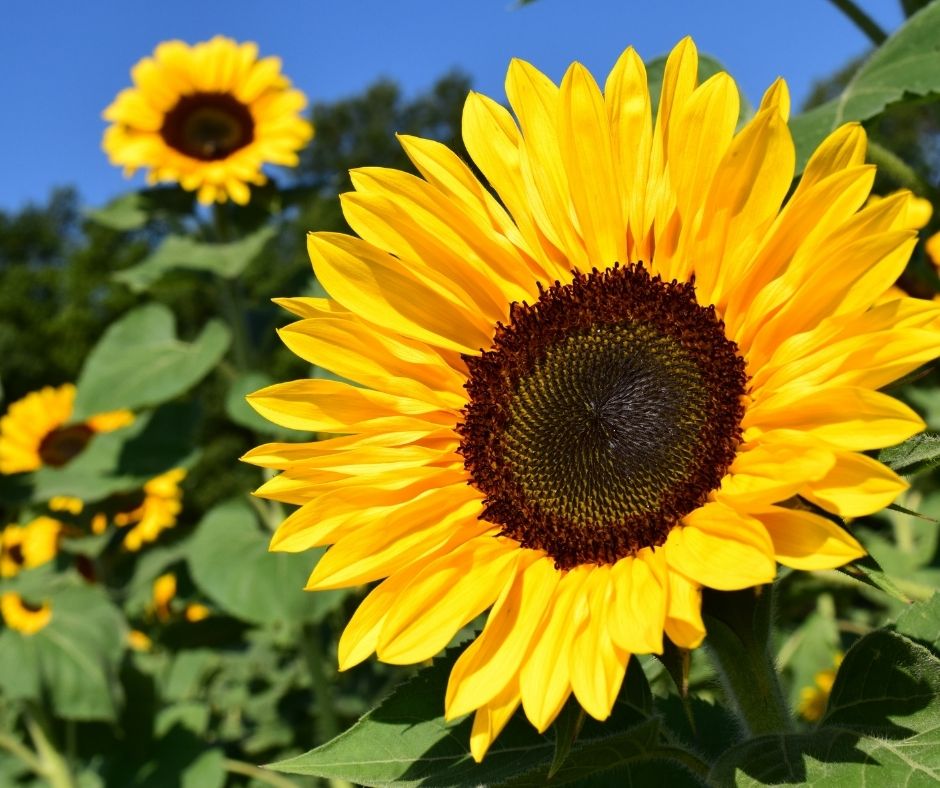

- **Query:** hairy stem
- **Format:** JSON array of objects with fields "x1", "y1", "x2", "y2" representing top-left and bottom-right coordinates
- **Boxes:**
[
  {"x1": 223, "y1": 758, "x2": 301, "y2": 788},
  {"x1": 703, "y1": 586, "x2": 793, "y2": 737}
]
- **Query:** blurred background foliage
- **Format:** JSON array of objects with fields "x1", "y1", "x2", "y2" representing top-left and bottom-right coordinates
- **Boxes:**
[{"x1": 1, "y1": 3, "x2": 940, "y2": 786}]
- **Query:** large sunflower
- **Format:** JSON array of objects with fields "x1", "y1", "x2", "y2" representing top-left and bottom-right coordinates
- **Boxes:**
[
  {"x1": 0, "y1": 384, "x2": 133, "y2": 475},
  {"x1": 102, "y1": 36, "x2": 313, "y2": 205},
  {"x1": 245, "y1": 39, "x2": 940, "y2": 759}
]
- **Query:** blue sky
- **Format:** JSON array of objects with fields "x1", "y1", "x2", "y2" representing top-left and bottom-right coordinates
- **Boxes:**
[{"x1": 0, "y1": 0, "x2": 903, "y2": 212}]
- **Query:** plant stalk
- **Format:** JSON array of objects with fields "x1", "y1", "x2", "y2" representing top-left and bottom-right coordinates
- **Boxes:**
[
  {"x1": 825, "y1": 0, "x2": 888, "y2": 45},
  {"x1": 702, "y1": 586, "x2": 793, "y2": 737},
  {"x1": 24, "y1": 706, "x2": 75, "y2": 788}
]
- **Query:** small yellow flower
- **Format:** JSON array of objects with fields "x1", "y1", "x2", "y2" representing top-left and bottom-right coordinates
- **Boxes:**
[
  {"x1": 0, "y1": 384, "x2": 133, "y2": 475},
  {"x1": 102, "y1": 36, "x2": 313, "y2": 205},
  {"x1": 185, "y1": 603, "x2": 211, "y2": 622},
  {"x1": 152, "y1": 573, "x2": 177, "y2": 622},
  {"x1": 127, "y1": 629, "x2": 153, "y2": 652},
  {"x1": 48, "y1": 496, "x2": 84, "y2": 515},
  {"x1": 114, "y1": 468, "x2": 187, "y2": 551},
  {"x1": 798, "y1": 653, "x2": 843, "y2": 722},
  {"x1": 0, "y1": 593, "x2": 52, "y2": 635},
  {"x1": 0, "y1": 516, "x2": 62, "y2": 578}
]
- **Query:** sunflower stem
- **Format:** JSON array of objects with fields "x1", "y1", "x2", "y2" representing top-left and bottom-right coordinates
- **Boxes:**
[
  {"x1": 212, "y1": 203, "x2": 254, "y2": 372},
  {"x1": 300, "y1": 624, "x2": 341, "y2": 743},
  {"x1": 702, "y1": 586, "x2": 793, "y2": 737},
  {"x1": 24, "y1": 704, "x2": 76, "y2": 788},
  {"x1": 825, "y1": 0, "x2": 888, "y2": 45}
]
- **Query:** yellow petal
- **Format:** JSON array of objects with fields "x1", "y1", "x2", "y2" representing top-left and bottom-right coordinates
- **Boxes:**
[
  {"x1": 803, "y1": 452, "x2": 908, "y2": 518},
  {"x1": 569, "y1": 566, "x2": 630, "y2": 721},
  {"x1": 377, "y1": 537, "x2": 518, "y2": 664},
  {"x1": 743, "y1": 386, "x2": 924, "y2": 451},
  {"x1": 664, "y1": 571, "x2": 705, "y2": 649},
  {"x1": 308, "y1": 232, "x2": 491, "y2": 354},
  {"x1": 757, "y1": 507, "x2": 865, "y2": 570},
  {"x1": 558, "y1": 62, "x2": 625, "y2": 268},
  {"x1": 445, "y1": 554, "x2": 557, "y2": 720},
  {"x1": 608, "y1": 549, "x2": 667, "y2": 654},
  {"x1": 665, "y1": 502, "x2": 776, "y2": 590},
  {"x1": 518, "y1": 565, "x2": 586, "y2": 733},
  {"x1": 470, "y1": 679, "x2": 521, "y2": 763},
  {"x1": 247, "y1": 378, "x2": 453, "y2": 434}
]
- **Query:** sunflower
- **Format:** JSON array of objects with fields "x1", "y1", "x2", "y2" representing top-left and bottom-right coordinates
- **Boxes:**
[
  {"x1": 0, "y1": 593, "x2": 52, "y2": 636},
  {"x1": 0, "y1": 516, "x2": 62, "y2": 578},
  {"x1": 245, "y1": 38, "x2": 940, "y2": 759},
  {"x1": 102, "y1": 36, "x2": 313, "y2": 205},
  {"x1": 113, "y1": 468, "x2": 186, "y2": 551},
  {"x1": 797, "y1": 653, "x2": 843, "y2": 722},
  {"x1": 0, "y1": 384, "x2": 133, "y2": 475}
]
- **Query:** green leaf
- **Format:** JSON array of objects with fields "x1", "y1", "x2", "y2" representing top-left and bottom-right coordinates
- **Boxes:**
[
  {"x1": 29, "y1": 403, "x2": 198, "y2": 504},
  {"x1": 72, "y1": 304, "x2": 230, "y2": 419},
  {"x1": 85, "y1": 188, "x2": 195, "y2": 231},
  {"x1": 0, "y1": 582, "x2": 126, "y2": 721},
  {"x1": 894, "y1": 593, "x2": 940, "y2": 653},
  {"x1": 85, "y1": 193, "x2": 151, "y2": 231},
  {"x1": 225, "y1": 371, "x2": 279, "y2": 434},
  {"x1": 838, "y1": 552, "x2": 912, "y2": 603},
  {"x1": 112, "y1": 725, "x2": 226, "y2": 788},
  {"x1": 878, "y1": 433, "x2": 940, "y2": 475},
  {"x1": 270, "y1": 649, "x2": 706, "y2": 787},
  {"x1": 187, "y1": 499, "x2": 348, "y2": 627},
  {"x1": 114, "y1": 225, "x2": 275, "y2": 292},
  {"x1": 646, "y1": 53, "x2": 753, "y2": 122},
  {"x1": 791, "y1": 2, "x2": 940, "y2": 170},
  {"x1": 710, "y1": 630, "x2": 940, "y2": 787}
]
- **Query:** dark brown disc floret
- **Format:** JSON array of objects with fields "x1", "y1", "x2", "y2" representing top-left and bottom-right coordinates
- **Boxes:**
[
  {"x1": 458, "y1": 263, "x2": 747, "y2": 569},
  {"x1": 161, "y1": 92, "x2": 255, "y2": 160}
]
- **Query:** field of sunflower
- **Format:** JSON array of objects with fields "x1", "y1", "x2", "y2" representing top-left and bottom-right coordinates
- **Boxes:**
[{"x1": 2, "y1": 2, "x2": 940, "y2": 786}]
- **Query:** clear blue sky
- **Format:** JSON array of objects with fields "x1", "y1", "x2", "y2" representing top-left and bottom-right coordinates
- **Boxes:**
[{"x1": 0, "y1": 0, "x2": 903, "y2": 212}]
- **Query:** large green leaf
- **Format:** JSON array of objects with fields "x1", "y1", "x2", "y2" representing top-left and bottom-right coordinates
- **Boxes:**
[
  {"x1": 270, "y1": 647, "x2": 707, "y2": 787},
  {"x1": 114, "y1": 225, "x2": 275, "y2": 292},
  {"x1": 894, "y1": 593, "x2": 940, "y2": 652},
  {"x1": 710, "y1": 630, "x2": 940, "y2": 786},
  {"x1": 791, "y1": 1, "x2": 940, "y2": 170},
  {"x1": 224, "y1": 371, "x2": 280, "y2": 434},
  {"x1": 72, "y1": 303, "x2": 230, "y2": 419},
  {"x1": 85, "y1": 188, "x2": 195, "y2": 231},
  {"x1": 186, "y1": 499, "x2": 347, "y2": 627},
  {"x1": 0, "y1": 582, "x2": 126, "y2": 721},
  {"x1": 28, "y1": 403, "x2": 199, "y2": 504}
]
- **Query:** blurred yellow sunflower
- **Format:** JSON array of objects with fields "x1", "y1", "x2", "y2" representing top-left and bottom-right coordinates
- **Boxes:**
[
  {"x1": 245, "y1": 38, "x2": 940, "y2": 759},
  {"x1": 1, "y1": 515, "x2": 62, "y2": 578},
  {"x1": 798, "y1": 653, "x2": 843, "y2": 722},
  {"x1": 1, "y1": 593, "x2": 52, "y2": 636},
  {"x1": 113, "y1": 468, "x2": 186, "y2": 551},
  {"x1": 103, "y1": 36, "x2": 313, "y2": 205},
  {"x1": 0, "y1": 384, "x2": 133, "y2": 475}
]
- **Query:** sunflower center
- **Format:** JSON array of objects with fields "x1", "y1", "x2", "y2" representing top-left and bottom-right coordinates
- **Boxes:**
[
  {"x1": 38, "y1": 425, "x2": 94, "y2": 468},
  {"x1": 161, "y1": 92, "x2": 254, "y2": 160},
  {"x1": 458, "y1": 263, "x2": 747, "y2": 569}
]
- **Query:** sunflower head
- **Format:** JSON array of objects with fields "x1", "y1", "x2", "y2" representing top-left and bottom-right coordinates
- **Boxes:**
[
  {"x1": 102, "y1": 36, "x2": 313, "y2": 205},
  {"x1": 1, "y1": 593, "x2": 52, "y2": 636},
  {"x1": 246, "y1": 37, "x2": 940, "y2": 760},
  {"x1": 112, "y1": 468, "x2": 186, "y2": 552},
  {"x1": 0, "y1": 384, "x2": 133, "y2": 475},
  {"x1": 1, "y1": 516, "x2": 62, "y2": 578}
]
